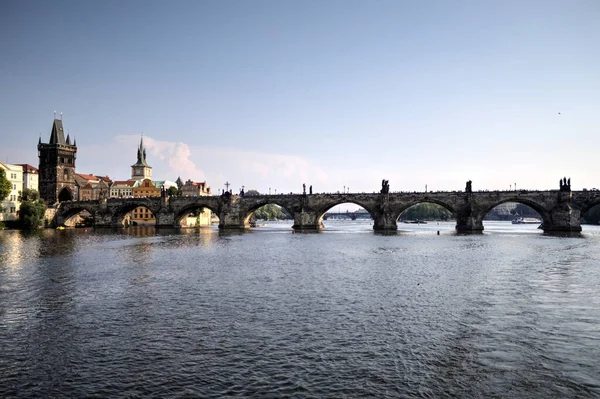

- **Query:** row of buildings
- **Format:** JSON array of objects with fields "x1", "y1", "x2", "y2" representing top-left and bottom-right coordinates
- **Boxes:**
[{"x1": 1, "y1": 117, "x2": 212, "y2": 226}]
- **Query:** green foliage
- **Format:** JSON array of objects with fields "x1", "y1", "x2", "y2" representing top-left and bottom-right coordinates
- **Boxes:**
[
  {"x1": 168, "y1": 186, "x2": 178, "y2": 197},
  {"x1": 0, "y1": 168, "x2": 11, "y2": 202},
  {"x1": 400, "y1": 203, "x2": 453, "y2": 221},
  {"x1": 253, "y1": 204, "x2": 286, "y2": 220},
  {"x1": 18, "y1": 188, "x2": 40, "y2": 202},
  {"x1": 18, "y1": 196, "x2": 47, "y2": 230}
]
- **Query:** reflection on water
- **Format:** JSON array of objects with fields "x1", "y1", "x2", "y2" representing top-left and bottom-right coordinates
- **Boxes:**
[{"x1": 1, "y1": 222, "x2": 600, "y2": 398}]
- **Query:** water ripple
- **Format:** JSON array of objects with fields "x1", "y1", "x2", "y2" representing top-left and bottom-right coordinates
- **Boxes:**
[{"x1": 1, "y1": 225, "x2": 600, "y2": 397}]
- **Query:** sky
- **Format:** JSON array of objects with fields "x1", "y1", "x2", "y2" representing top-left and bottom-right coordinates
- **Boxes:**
[{"x1": 1, "y1": 0, "x2": 599, "y2": 196}]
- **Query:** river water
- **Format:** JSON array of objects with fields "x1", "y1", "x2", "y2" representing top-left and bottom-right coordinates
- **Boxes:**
[{"x1": 1, "y1": 221, "x2": 599, "y2": 398}]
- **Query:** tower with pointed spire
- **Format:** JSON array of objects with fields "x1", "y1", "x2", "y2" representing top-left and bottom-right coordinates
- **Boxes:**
[
  {"x1": 38, "y1": 115, "x2": 78, "y2": 205},
  {"x1": 131, "y1": 136, "x2": 152, "y2": 180}
]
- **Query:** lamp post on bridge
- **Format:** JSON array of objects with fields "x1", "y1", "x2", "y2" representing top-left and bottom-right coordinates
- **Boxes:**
[
  {"x1": 269, "y1": 187, "x2": 271, "y2": 195},
  {"x1": 343, "y1": 185, "x2": 345, "y2": 194},
  {"x1": 515, "y1": 182, "x2": 517, "y2": 191}
]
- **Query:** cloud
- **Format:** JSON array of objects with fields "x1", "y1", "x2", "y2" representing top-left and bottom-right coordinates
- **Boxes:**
[
  {"x1": 75, "y1": 135, "x2": 332, "y2": 193},
  {"x1": 137, "y1": 137, "x2": 206, "y2": 182}
]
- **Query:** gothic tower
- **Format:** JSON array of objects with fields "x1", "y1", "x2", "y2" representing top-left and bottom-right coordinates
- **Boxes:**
[
  {"x1": 38, "y1": 117, "x2": 77, "y2": 205},
  {"x1": 131, "y1": 136, "x2": 152, "y2": 180}
]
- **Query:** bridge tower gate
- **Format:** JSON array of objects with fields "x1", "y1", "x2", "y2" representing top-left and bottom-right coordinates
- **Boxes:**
[{"x1": 38, "y1": 118, "x2": 77, "y2": 205}]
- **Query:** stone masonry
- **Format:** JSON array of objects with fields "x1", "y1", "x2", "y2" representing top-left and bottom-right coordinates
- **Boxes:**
[{"x1": 55, "y1": 187, "x2": 600, "y2": 233}]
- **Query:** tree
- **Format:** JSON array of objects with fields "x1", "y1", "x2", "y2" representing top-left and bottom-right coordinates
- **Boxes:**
[
  {"x1": 18, "y1": 189, "x2": 46, "y2": 230},
  {"x1": 253, "y1": 204, "x2": 285, "y2": 220},
  {"x1": 0, "y1": 168, "x2": 11, "y2": 202},
  {"x1": 246, "y1": 189, "x2": 260, "y2": 196},
  {"x1": 18, "y1": 188, "x2": 40, "y2": 202},
  {"x1": 168, "y1": 186, "x2": 178, "y2": 197},
  {"x1": 399, "y1": 203, "x2": 453, "y2": 221}
]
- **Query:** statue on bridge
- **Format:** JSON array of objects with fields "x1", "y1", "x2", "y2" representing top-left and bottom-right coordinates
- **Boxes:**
[
  {"x1": 381, "y1": 179, "x2": 389, "y2": 194},
  {"x1": 309, "y1": 185, "x2": 312, "y2": 195},
  {"x1": 465, "y1": 180, "x2": 472, "y2": 193},
  {"x1": 221, "y1": 189, "x2": 232, "y2": 200},
  {"x1": 560, "y1": 177, "x2": 571, "y2": 192}
]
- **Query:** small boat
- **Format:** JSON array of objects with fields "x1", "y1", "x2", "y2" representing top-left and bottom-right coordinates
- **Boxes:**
[{"x1": 512, "y1": 217, "x2": 541, "y2": 224}]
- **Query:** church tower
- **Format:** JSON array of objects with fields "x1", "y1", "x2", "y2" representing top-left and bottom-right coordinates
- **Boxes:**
[
  {"x1": 38, "y1": 116, "x2": 77, "y2": 205},
  {"x1": 131, "y1": 136, "x2": 152, "y2": 180}
]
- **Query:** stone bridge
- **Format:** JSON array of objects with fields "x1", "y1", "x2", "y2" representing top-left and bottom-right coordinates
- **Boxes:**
[{"x1": 54, "y1": 188, "x2": 600, "y2": 233}]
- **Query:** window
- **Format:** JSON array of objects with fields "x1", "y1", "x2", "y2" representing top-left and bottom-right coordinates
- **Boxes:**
[
  {"x1": 10, "y1": 207, "x2": 15, "y2": 213},
  {"x1": 13, "y1": 184, "x2": 16, "y2": 190}
]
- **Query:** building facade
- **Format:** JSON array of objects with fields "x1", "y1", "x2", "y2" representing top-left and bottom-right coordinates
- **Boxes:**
[
  {"x1": 74, "y1": 173, "x2": 111, "y2": 201},
  {"x1": 178, "y1": 178, "x2": 211, "y2": 197},
  {"x1": 0, "y1": 162, "x2": 24, "y2": 221},
  {"x1": 38, "y1": 118, "x2": 77, "y2": 205},
  {"x1": 110, "y1": 180, "x2": 136, "y2": 198},
  {"x1": 17, "y1": 164, "x2": 39, "y2": 193}
]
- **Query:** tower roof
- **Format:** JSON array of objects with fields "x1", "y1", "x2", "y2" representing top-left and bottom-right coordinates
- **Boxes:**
[
  {"x1": 131, "y1": 135, "x2": 150, "y2": 167},
  {"x1": 49, "y1": 119, "x2": 67, "y2": 145}
]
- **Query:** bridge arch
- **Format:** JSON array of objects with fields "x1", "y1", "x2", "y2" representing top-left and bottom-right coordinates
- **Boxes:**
[
  {"x1": 476, "y1": 198, "x2": 550, "y2": 227},
  {"x1": 394, "y1": 199, "x2": 456, "y2": 223},
  {"x1": 577, "y1": 198, "x2": 600, "y2": 216},
  {"x1": 316, "y1": 200, "x2": 376, "y2": 227},
  {"x1": 111, "y1": 201, "x2": 160, "y2": 226},
  {"x1": 241, "y1": 200, "x2": 294, "y2": 227},
  {"x1": 173, "y1": 202, "x2": 219, "y2": 227},
  {"x1": 55, "y1": 203, "x2": 97, "y2": 227}
]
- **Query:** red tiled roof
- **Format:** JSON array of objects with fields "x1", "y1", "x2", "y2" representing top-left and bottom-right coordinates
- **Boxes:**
[
  {"x1": 17, "y1": 164, "x2": 39, "y2": 173},
  {"x1": 112, "y1": 180, "x2": 136, "y2": 186},
  {"x1": 77, "y1": 173, "x2": 98, "y2": 181},
  {"x1": 76, "y1": 173, "x2": 112, "y2": 183}
]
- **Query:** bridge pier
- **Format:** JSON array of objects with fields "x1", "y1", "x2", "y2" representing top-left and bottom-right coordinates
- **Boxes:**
[
  {"x1": 94, "y1": 208, "x2": 116, "y2": 227},
  {"x1": 155, "y1": 210, "x2": 176, "y2": 227},
  {"x1": 291, "y1": 211, "x2": 323, "y2": 231},
  {"x1": 217, "y1": 195, "x2": 249, "y2": 230},
  {"x1": 218, "y1": 210, "x2": 248, "y2": 230},
  {"x1": 455, "y1": 207, "x2": 484, "y2": 232},
  {"x1": 544, "y1": 203, "x2": 582, "y2": 233},
  {"x1": 372, "y1": 212, "x2": 397, "y2": 231}
]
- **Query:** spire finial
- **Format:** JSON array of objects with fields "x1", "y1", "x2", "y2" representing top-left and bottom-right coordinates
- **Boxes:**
[
  {"x1": 60, "y1": 112, "x2": 63, "y2": 120},
  {"x1": 53, "y1": 110, "x2": 56, "y2": 119}
]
